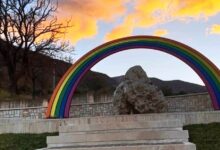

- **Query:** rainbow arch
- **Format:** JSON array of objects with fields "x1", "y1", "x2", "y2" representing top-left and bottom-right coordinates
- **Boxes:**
[{"x1": 46, "y1": 36, "x2": 220, "y2": 118}]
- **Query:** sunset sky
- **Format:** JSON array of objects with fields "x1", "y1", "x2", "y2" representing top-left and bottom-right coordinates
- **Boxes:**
[{"x1": 57, "y1": 0, "x2": 220, "y2": 85}]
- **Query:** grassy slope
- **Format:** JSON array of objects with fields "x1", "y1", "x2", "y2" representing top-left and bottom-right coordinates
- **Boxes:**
[
  {"x1": 0, "y1": 133, "x2": 58, "y2": 150},
  {"x1": 0, "y1": 123, "x2": 220, "y2": 150},
  {"x1": 184, "y1": 123, "x2": 220, "y2": 150}
]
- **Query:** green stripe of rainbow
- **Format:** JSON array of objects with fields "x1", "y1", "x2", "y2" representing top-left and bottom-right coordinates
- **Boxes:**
[{"x1": 46, "y1": 36, "x2": 220, "y2": 118}]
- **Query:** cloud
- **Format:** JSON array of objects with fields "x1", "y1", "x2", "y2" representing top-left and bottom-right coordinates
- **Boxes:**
[
  {"x1": 54, "y1": 0, "x2": 220, "y2": 43},
  {"x1": 106, "y1": 0, "x2": 170, "y2": 41},
  {"x1": 105, "y1": 16, "x2": 135, "y2": 41},
  {"x1": 57, "y1": 0, "x2": 127, "y2": 43},
  {"x1": 174, "y1": 0, "x2": 220, "y2": 19},
  {"x1": 106, "y1": 0, "x2": 220, "y2": 41},
  {"x1": 153, "y1": 29, "x2": 168, "y2": 36},
  {"x1": 208, "y1": 24, "x2": 220, "y2": 34}
]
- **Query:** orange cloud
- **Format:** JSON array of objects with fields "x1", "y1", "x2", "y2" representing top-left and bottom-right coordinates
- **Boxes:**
[
  {"x1": 105, "y1": 16, "x2": 135, "y2": 41},
  {"x1": 106, "y1": 0, "x2": 220, "y2": 41},
  {"x1": 209, "y1": 24, "x2": 220, "y2": 34},
  {"x1": 153, "y1": 29, "x2": 168, "y2": 36},
  {"x1": 55, "y1": 0, "x2": 220, "y2": 43},
  {"x1": 106, "y1": 0, "x2": 170, "y2": 41},
  {"x1": 175, "y1": 0, "x2": 220, "y2": 19},
  {"x1": 57, "y1": 0, "x2": 127, "y2": 43}
]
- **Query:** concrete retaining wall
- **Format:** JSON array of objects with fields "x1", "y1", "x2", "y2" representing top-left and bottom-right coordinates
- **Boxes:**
[{"x1": 0, "y1": 111, "x2": 220, "y2": 134}]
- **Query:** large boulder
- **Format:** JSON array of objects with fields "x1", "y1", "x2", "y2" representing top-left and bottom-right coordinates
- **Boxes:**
[{"x1": 113, "y1": 65, "x2": 167, "y2": 114}]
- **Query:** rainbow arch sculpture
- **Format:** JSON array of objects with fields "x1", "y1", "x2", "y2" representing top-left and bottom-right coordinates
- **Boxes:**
[{"x1": 46, "y1": 36, "x2": 220, "y2": 118}]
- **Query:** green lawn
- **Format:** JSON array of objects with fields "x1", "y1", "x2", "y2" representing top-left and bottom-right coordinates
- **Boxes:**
[
  {"x1": 0, "y1": 123, "x2": 220, "y2": 150},
  {"x1": 184, "y1": 123, "x2": 220, "y2": 150},
  {"x1": 0, "y1": 133, "x2": 58, "y2": 150}
]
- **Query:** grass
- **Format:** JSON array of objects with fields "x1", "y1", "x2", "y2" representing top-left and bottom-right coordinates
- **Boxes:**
[
  {"x1": 184, "y1": 123, "x2": 220, "y2": 150},
  {"x1": 0, "y1": 123, "x2": 219, "y2": 150},
  {"x1": 0, "y1": 133, "x2": 58, "y2": 150}
]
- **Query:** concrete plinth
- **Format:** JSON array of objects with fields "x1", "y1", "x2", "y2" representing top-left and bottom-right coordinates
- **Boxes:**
[
  {"x1": 43, "y1": 143, "x2": 196, "y2": 150},
  {"x1": 41, "y1": 115, "x2": 196, "y2": 150}
]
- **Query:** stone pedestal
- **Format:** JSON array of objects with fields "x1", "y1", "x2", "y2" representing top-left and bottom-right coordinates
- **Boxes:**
[{"x1": 40, "y1": 115, "x2": 196, "y2": 150}]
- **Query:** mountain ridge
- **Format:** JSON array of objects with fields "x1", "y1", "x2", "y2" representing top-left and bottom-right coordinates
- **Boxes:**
[{"x1": 77, "y1": 72, "x2": 206, "y2": 96}]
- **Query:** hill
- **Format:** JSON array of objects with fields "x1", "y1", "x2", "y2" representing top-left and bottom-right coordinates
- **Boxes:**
[
  {"x1": 76, "y1": 71, "x2": 118, "y2": 94},
  {"x1": 111, "y1": 76, "x2": 206, "y2": 96},
  {"x1": 77, "y1": 73, "x2": 207, "y2": 96},
  {"x1": 0, "y1": 48, "x2": 206, "y2": 99}
]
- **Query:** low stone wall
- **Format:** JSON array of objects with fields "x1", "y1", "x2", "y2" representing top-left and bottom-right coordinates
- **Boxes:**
[
  {"x1": 0, "y1": 93, "x2": 213, "y2": 119},
  {"x1": 0, "y1": 94, "x2": 89, "y2": 109},
  {"x1": 70, "y1": 92, "x2": 213, "y2": 117},
  {"x1": 0, "y1": 106, "x2": 47, "y2": 119},
  {"x1": 166, "y1": 92, "x2": 213, "y2": 112},
  {"x1": 69, "y1": 102, "x2": 114, "y2": 118},
  {"x1": 0, "y1": 93, "x2": 213, "y2": 118},
  {"x1": 0, "y1": 99, "x2": 46, "y2": 109},
  {"x1": 0, "y1": 102, "x2": 113, "y2": 119},
  {"x1": 0, "y1": 111, "x2": 220, "y2": 134}
]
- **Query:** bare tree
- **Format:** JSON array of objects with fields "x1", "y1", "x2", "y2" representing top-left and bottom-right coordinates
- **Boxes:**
[{"x1": 0, "y1": 0, "x2": 71, "y2": 94}]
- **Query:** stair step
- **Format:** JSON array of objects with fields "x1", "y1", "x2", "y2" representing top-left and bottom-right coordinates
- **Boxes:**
[
  {"x1": 45, "y1": 142, "x2": 196, "y2": 150},
  {"x1": 59, "y1": 127, "x2": 183, "y2": 135},
  {"x1": 47, "y1": 139, "x2": 188, "y2": 148},
  {"x1": 47, "y1": 130, "x2": 189, "y2": 145},
  {"x1": 59, "y1": 120, "x2": 182, "y2": 133}
]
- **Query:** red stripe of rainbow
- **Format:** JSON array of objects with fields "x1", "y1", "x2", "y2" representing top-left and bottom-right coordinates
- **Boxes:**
[{"x1": 46, "y1": 36, "x2": 220, "y2": 118}]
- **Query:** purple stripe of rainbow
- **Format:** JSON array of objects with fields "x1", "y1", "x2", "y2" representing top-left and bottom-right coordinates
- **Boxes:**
[{"x1": 46, "y1": 36, "x2": 220, "y2": 118}]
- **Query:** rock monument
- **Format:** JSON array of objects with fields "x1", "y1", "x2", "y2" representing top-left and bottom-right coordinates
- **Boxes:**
[{"x1": 113, "y1": 65, "x2": 167, "y2": 114}]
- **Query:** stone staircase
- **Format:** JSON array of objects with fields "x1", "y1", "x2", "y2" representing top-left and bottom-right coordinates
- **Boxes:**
[{"x1": 42, "y1": 116, "x2": 196, "y2": 150}]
